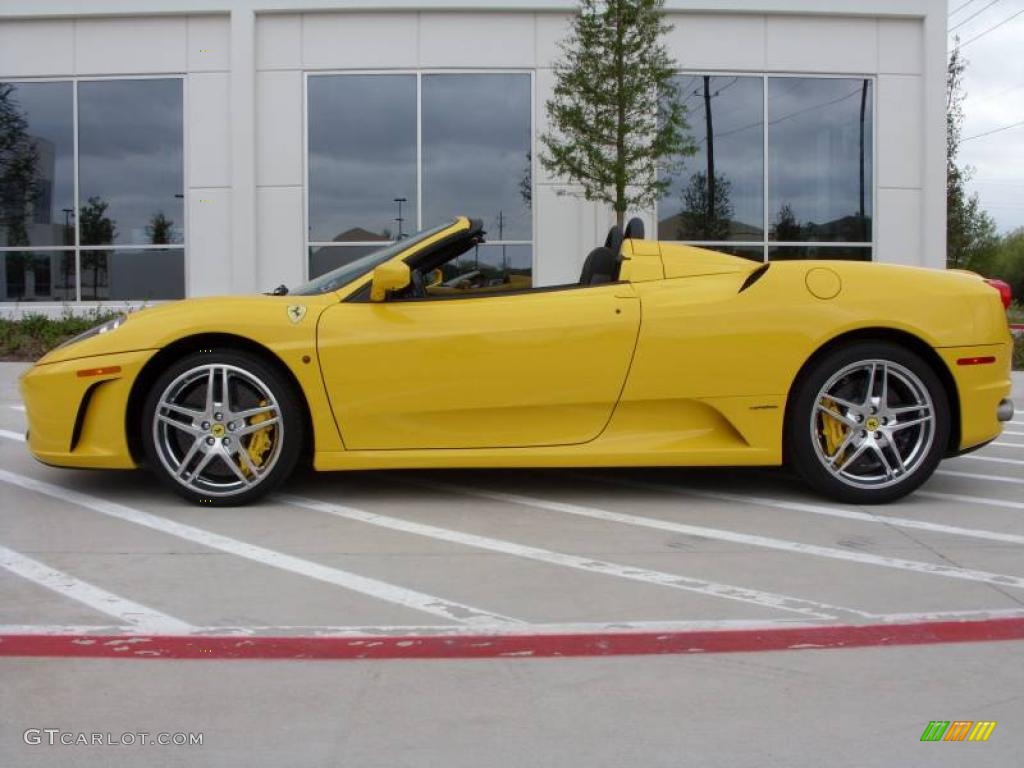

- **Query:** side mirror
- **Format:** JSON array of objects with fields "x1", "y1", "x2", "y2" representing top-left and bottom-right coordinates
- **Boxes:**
[{"x1": 369, "y1": 261, "x2": 411, "y2": 302}]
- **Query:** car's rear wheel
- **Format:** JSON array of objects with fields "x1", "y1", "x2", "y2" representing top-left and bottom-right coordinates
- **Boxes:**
[
  {"x1": 142, "y1": 349, "x2": 303, "y2": 505},
  {"x1": 787, "y1": 342, "x2": 949, "y2": 504}
]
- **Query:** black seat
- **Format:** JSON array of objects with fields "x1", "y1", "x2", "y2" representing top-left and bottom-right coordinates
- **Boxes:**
[
  {"x1": 579, "y1": 246, "x2": 618, "y2": 285},
  {"x1": 624, "y1": 217, "x2": 645, "y2": 239},
  {"x1": 604, "y1": 225, "x2": 624, "y2": 255}
]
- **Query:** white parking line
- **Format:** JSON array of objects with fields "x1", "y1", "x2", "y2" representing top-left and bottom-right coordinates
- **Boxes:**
[
  {"x1": 0, "y1": 470, "x2": 521, "y2": 627},
  {"x1": 960, "y1": 455, "x2": 1024, "y2": 467},
  {"x1": 0, "y1": 544, "x2": 192, "y2": 633},
  {"x1": 0, "y1": 429, "x2": 25, "y2": 442},
  {"x1": 916, "y1": 491, "x2": 1024, "y2": 511},
  {"x1": 935, "y1": 469, "x2": 1024, "y2": 486},
  {"x1": 8, "y1": 405, "x2": 25, "y2": 412},
  {"x1": 992, "y1": 441, "x2": 1024, "y2": 449},
  {"x1": 1003, "y1": 430, "x2": 1024, "y2": 437},
  {"x1": 284, "y1": 494, "x2": 867, "y2": 621},
  {"x1": 564, "y1": 474, "x2": 1024, "y2": 546},
  {"x1": 417, "y1": 480, "x2": 1024, "y2": 590}
]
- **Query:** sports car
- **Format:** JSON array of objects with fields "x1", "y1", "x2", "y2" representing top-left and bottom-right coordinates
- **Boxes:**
[{"x1": 19, "y1": 216, "x2": 1015, "y2": 505}]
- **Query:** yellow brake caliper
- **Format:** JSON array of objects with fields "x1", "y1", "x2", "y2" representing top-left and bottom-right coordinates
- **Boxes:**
[
  {"x1": 819, "y1": 396, "x2": 849, "y2": 458},
  {"x1": 239, "y1": 399, "x2": 274, "y2": 477}
]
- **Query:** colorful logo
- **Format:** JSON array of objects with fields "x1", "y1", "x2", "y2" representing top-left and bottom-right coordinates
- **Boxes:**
[{"x1": 920, "y1": 721, "x2": 996, "y2": 742}]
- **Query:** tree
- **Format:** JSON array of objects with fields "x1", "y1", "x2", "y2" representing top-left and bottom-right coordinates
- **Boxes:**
[
  {"x1": 772, "y1": 204, "x2": 802, "y2": 242},
  {"x1": 946, "y1": 46, "x2": 998, "y2": 270},
  {"x1": 79, "y1": 196, "x2": 116, "y2": 298},
  {"x1": 679, "y1": 171, "x2": 733, "y2": 240},
  {"x1": 540, "y1": 0, "x2": 694, "y2": 228},
  {"x1": 145, "y1": 211, "x2": 174, "y2": 245},
  {"x1": 990, "y1": 228, "x2": 1024, "y2": 300},
  {"x1": 0, "y1": 83, "x2": 41, "y2": 252}
]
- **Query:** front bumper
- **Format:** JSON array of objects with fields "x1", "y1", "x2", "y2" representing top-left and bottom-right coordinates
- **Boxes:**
[{"x1": 19, "y1": 349, "x2": 156, "y2": 469}]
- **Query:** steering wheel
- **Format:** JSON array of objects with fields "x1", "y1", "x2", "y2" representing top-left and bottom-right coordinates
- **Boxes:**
[{"x1": 409, "y1": 269, "x2": 427, "y2": 299}]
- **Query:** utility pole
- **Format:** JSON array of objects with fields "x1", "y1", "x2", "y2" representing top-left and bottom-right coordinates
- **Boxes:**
[
  {"x1": 858, "y1": 79, "x2": 868, "y2": 240},
  {"x1": 498, "y1": 210, "x2": 507, "y2": 273},
  {"x1": 703, "y1": 75, "x2": 715, "y2": 235},
  {"x1": 393, "y1": 197, "x2": 407, "y2": 239}
]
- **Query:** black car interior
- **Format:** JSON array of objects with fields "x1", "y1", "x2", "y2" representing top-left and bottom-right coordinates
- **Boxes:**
[
  {"x1": 383, "y1": 215, "x2": 650, "y2": 300},
  {"x1": 578, "y1": 216, "x2": 645, "y2": 286}
]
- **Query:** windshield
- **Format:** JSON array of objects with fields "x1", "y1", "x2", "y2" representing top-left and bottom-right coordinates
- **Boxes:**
[{"x1": 290, "y1": 221, "x2": 456, "y2": 296}]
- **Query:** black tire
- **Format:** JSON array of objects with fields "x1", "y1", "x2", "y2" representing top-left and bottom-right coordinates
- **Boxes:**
[
  {"x1": 141, "y1": 349, "x2": 304, "y2": 506},
  {"x1": 786, "y1": 341, "x2": 950, "y2": 504}
]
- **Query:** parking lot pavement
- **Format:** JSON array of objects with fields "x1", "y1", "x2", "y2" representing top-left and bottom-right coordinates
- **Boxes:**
[{"x1": 0, "y1": 362, "x2": 1022, "y2": 766}]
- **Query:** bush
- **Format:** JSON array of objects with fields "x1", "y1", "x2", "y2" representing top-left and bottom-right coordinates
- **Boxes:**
[{"x1": 0, "y1": 309, "x2": 122, "y2": 362}]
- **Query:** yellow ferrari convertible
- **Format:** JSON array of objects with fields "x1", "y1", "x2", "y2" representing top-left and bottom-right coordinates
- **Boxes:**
[{"x1": 20, "y1": 217, "x2": 1015, "y2": 505}]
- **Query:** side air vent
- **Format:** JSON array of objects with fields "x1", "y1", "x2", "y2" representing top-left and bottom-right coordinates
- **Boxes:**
[
  {"x1": 69, "y1": 381, "x2": 103, "y2": 452},
  {"x1": 739, "y1": 264, "x2": 770, "y2": 293}
]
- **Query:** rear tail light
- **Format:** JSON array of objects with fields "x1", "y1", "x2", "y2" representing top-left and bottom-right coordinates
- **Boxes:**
[{"x1": 984, "y1": 278, "x2": 1012, "y2": 310}]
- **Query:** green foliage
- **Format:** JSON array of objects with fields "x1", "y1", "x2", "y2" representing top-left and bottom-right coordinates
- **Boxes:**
[
  {"x1": 0, "y1": 308, "x2": 121, "y2": 361},
  {"x1": 1009, "y1": 301, "x2": 1023, "y2": 325},
  {"x1": 679, "y1": 172, "x2": 733, "y2": 241},
  {"x1": 0, "y1": 82, "x2": 41, "y2": 247},
  {"x1": 946, "y1": 48, "x2": 999, "y2": 269},
  {"x1": 79, "y1": 196, "x2": 116, "y2": 245},
  {"x1": 541, "y1": 0, "x2": 694, "y2": 226},
  {"x1": 146, "y1": 211, "x2": 175, "y2": 245},
  {"x1": 985, "y1": 231, "x2": 1024, "y2": 300}
]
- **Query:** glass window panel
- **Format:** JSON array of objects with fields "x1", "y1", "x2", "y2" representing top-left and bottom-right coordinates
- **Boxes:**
[
  {"x1": 78, "y1": 79, "x2": 184, "y2": 246},
  {"x1": 660, "y1": 76, "x2": 764, "y2": 242},
  {"x1": 422, "y1": 74, "x2": 532, "y2": 241},
  {"x1": 2, "y1": 251, "x2": 75, "y2": 301},
  {"x1": 768, "y1": 77, "x2": 872, "y2": 243},
  {"x1": 79, "y1": 248, "x2": 184, "y2": 300},
  {"x1": 441, "y1": 244, "x2": 532, "y2": 289},
  {"x1": 768, "y1": 245, "x2": 872, "y2": 261},
  {"x1": 308, "y1": 75, "x2": 416, "y2": 243},
  {"x1": 0, "y1": 81, "x2": 74, "y2": 247},
  {"x1": 308, "y1": 245, "x2": 379, "y2": 281}
]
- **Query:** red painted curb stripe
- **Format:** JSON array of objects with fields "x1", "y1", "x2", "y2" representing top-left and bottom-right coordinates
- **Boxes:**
[{"x1": 2, "y1": 617, "x2": 1023, "y2": 661}]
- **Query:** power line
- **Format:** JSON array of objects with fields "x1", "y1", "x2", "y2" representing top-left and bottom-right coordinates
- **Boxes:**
[
  {"x1": 950, "y1": 0, "x2": 981, "y2": 16},
  {"x1": 958, "y1": 8, "x2": 1024, "y2": 46},
  {"x1": 962, "y1": 118, "x2": 1024, "y2": 141},
  {"x1": 970, "y1": 82, "x2": 1024, "y2": 104},
  {"x1": 949, "y1": 0, "x2": 1002, "y2": 32}
]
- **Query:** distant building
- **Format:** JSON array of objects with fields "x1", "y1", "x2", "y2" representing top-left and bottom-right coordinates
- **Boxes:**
[{"x1": 0, "y1": 0, "x2": 947, "y2": 309}]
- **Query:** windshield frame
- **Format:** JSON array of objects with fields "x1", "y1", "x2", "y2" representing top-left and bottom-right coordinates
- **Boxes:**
[{"x1": 290, "y1": 220, "x2": 460, "y2": 297}]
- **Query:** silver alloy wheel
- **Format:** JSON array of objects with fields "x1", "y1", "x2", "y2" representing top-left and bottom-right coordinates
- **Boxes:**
[
  {"x1": 152, "y1": 364, "x2": 284, "y2": 497},
  {"x1": 810, "y1": 359, "x2": 935, "y2": 490}
]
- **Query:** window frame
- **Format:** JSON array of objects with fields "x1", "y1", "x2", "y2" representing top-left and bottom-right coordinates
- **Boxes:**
[
  {"x1": 0, "y1": 74, "x2": 188, "y2": 304},
  {"x1": 657, "y1": 71, "x2": 877, "y2": 262},
  {"x1": 302, "y1": 68, "x2": 536, "y2": 283}
]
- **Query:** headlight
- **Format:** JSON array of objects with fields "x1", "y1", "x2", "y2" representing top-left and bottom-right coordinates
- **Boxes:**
[{"x1": 58, "y1": 314, "x2": 128, "y2": 349}]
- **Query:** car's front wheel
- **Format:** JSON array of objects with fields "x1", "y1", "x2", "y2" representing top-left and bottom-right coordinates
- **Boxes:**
[
  {"x1": 142, "y1": 349, "x2": 304, "y2": 505},
  {"x1": 787, "y1": 341, "x2": 950, "y2": 504}
]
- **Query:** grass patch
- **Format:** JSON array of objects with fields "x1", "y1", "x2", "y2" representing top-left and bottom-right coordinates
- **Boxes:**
[{"x1": 0, "y1": 309, "x2": 122, "y2": 362}]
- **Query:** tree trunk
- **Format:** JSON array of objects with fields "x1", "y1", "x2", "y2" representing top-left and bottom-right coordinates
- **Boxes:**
[{"x1": 614, "y1": 0, "x2": 626, "y2": 233}]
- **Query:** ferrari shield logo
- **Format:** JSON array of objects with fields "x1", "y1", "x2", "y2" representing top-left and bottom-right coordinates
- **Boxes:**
[{"x1": 286, "y1": 304, "x2": 307, "y2": 324}]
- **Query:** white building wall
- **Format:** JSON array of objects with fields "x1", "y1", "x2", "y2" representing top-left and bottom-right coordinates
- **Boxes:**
[{"x1": 0, "y1": 0, "x2": 947, "y2": 309}]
